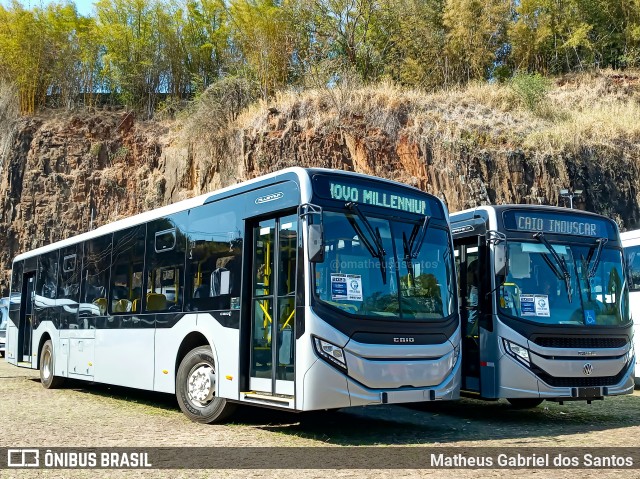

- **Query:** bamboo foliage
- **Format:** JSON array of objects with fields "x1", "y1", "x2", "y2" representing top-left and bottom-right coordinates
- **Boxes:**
[{"x1": 0, "y1": 0, "x2": 639, "y2": 115}]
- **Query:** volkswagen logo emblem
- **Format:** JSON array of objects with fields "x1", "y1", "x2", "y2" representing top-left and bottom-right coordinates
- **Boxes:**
[{"x1": 583, "y1": 363, "x2": 594, "y2": 376}]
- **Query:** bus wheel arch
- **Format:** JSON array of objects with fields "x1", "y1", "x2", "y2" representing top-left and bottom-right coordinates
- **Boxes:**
[
  {"x1": 175, "y1": 344, "x2": 236, "y2": 423},
  {"x1": 175, "y1": 331, "x2": 211, "y2": 379},
  {"x1": 39, "y1": 337, "x2": 65, "y2": 389}
]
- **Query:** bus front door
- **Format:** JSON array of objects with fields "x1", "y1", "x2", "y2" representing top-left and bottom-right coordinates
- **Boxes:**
[
  {"x1": 17, "y1": 272, "x2": 35, "y2": 364},
  {"x1": 249, "y1": 214, "x2": 298, "y2": 396},
  {"x1": 458, "y1": 242, "x2": 482, "y2": 393}
]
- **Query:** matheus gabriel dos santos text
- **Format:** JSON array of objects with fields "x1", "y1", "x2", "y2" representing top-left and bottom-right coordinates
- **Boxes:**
[{"x1": 431, "y1": 452, "x2": 633, "y2": 468}]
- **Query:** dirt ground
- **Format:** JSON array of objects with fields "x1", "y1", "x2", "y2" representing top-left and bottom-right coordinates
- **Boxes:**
[{"x1": 0, "y1": 359, "x2": 639, "y2": 479}]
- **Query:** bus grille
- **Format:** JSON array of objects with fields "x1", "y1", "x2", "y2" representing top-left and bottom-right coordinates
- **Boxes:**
[
  {"x1": 533, "y1": 368, "x2": 628, "y2": 388},
  {"x1": 531, "y1": 337, "x2": 628, "y2": 349}
]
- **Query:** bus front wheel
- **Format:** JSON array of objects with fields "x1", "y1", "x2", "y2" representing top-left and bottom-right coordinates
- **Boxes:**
[
  {"x1": 507, "y1": 398, "x2": 544, "y2": 409},
  {"x1": 176, "y1": 345, "x2": 236, "y2": 424},
  {"x1": 40, "y1": 340, "x2": 65, "y2": 389}
]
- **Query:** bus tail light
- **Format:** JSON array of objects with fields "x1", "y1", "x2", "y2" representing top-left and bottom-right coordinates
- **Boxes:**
[
  {"x1": 313, "y1": 337, "x2": 347, "y2": 372},
  {"x1": 504, "y1": 339, "x2": 530, "y2": 366}
]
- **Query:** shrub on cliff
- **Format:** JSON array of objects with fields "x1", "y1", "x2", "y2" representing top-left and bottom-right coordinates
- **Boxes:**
[{"x1": 509, "y1": 72, "x2": 551, "y2": 113}]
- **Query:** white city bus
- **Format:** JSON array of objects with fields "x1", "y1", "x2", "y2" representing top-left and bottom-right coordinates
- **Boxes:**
[
  {"x1": 6, "y1": 168, "x2": 460, "y2": 423},
  {"x1": 451, "y1": 205, "x2": 635, "y2": 408},
  {"x1": 620, "y1": 230, "x2": 640, "y2": 386}
]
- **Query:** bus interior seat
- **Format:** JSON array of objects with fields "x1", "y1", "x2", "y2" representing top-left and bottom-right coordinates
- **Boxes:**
[
  {"x1": 92, "y1": 297, "x2": 107, "y2": 315},
  {"x1": 113, "y1": 299, "x2": 132, "y2": 313},
  {"x1": 147, "y1": 293, "x2": 167, "y2": 312}
]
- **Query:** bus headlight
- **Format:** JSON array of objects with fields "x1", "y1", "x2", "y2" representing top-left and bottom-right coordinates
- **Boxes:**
[
  {"x1": 504, "y1": 339, "x2": 530, "y2": 366},
  {"x1": 452, "y1": 344, "x2": 460, "y2": 369},
  {"x1": 626, "y1": 343, "x2": 635, "y2": 366},
  {"x1": 313, "y1": 337, "x2": 347, "y2": 372}
]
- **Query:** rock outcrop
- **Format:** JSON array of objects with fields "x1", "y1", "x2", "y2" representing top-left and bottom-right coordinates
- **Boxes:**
[{"x1": 1, "y1": 73, "x2": 639, "y2": 294}]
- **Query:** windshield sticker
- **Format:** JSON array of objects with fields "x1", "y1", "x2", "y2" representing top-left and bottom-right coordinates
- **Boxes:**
[
  {"x1": 331, "y1": 273, "x2": 363, "y2": 301},
  {"x1": 535, "y1": 295, "x2": 550, "y2": 317},
  {"x1": 584, "y1": 309, "x2": 596, "y2": 325},
  {"x1": 520, "y1": 294, "x2": 550, "y2": 317},
  {"x1": 520, "y1": 295, "x2": 536, "y2": 316}
]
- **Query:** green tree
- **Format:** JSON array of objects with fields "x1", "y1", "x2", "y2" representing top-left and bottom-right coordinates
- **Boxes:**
[
  {"x1": 0, "y1": 3, "x2": 49, "y2": 113},
  {"x1": 182, "y1": 0, "x2": 231, "y2": 93},
  {"x1": 229, "y1": 0, "x2": 298, "y2": 98},
  {"x1": 377, "y1": 0, "x2": 447, "y2": 88},
  {"x1": 96, "y1": 0, "x2": 169, "y2": 115},
  {"x1": 443, "y1": 0, "x2": 512, "y2": 82}
]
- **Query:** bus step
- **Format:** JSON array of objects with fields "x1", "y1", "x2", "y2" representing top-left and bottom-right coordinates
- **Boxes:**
[
  {"x1": 241, "y1": 392, "x2": 294, "y2": 407},
  {"x1": 17, "y1": 362, "x2": 32, "y2": 368}
]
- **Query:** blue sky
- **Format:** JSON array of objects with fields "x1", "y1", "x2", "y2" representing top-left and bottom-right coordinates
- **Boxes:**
[{"x1": 1, "y1": 0, "x2": 94, "y2": 17}]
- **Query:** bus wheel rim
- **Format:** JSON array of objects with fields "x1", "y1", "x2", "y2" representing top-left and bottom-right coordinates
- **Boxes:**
[
  {"x1": 187, "y1": 362, "x2": 216, "y2": 407},
  {"x1": 42, "y1": 348, "x2": 52, "y2": 380}
]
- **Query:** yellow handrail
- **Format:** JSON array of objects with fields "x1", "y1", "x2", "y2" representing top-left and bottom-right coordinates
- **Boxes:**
[{"x1": 281, "y1": 309, "x2": 295, "y2": 330}]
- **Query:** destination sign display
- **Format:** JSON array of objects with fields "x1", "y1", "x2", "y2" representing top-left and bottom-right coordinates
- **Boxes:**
[
  {"x1": 312, "y1": 175, "x2": 443, "y2": 218},
  {"x1": 503, "y1": 210, "x2": 615, "y2": 239}
]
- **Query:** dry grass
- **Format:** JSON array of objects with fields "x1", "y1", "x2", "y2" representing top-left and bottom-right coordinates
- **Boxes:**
[{"x1": 232, "y1": 69, "x2": 640, "y2": 156}]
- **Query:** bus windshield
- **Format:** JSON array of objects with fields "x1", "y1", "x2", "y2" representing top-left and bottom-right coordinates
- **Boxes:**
[
  {"x1": 314, "y1": 210, "x2": 456, "y2": 320},
  {"x1": 498, "y1": 241, "x2": 629, "y2": 326}
]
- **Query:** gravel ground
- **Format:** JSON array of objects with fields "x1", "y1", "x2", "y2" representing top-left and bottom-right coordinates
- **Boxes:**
[{"x1": 0, "y1": 359, "x2": 638, "y2": 478}]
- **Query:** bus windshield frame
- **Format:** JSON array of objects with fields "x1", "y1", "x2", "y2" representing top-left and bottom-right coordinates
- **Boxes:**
[
  {"x1": 311, "y1": 205, "x2": 457, "y2": 322},
  {"x1": 496, "y1": 237, "x2": 629, "y2": 327}
]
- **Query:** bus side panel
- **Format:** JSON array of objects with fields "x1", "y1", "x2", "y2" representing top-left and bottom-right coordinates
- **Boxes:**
[
  {"x1": 153, "y1": 313, "x2": 240, "y2": 399},
  {"x1": 94, "y1": 329, "x2": 155, "y2": 390},
  {"x1": 632, "y1": 292, "x2": 640, "y2": 383},
  {"x1": 153, "y1": 314, "x2": 197, "y2": 394},
  {"x1": 6, "y1": 323, "x2": 18, "y2": 365}
]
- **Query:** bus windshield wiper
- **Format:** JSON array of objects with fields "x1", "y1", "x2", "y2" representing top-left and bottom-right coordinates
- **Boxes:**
[
  {"x1": 346, "y1": 202, "x2": 387, "y2": 283},
  {"x1": 533, "y1": 232, "x2": 572, "y2": 303},
  {"x1": 402, "y1": 232, "x2": 415, "y2": 287},
  {"x1": 586, "y1": 238, "x2": 608, "y2": 278},
  {"x1": 403, "y1": 216, "x2": 431, "y2": 287},
  {"x1": 407, "y1": 215, "x2": 431, "y2": 259}
]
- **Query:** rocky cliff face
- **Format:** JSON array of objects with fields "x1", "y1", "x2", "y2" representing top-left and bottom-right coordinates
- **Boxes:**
[{"x1": 1, "y1": 73, "x2": 639, "y2": 294}]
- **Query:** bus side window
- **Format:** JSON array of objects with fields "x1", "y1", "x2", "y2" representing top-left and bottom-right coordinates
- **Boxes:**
[
  {"x1": 35, "y1": 250, "x2": 60, "y2": 328},
  {"x1": 80, "y1": 235, "x2": 113, "y2": 320},
  {"x1": 58, "y1": 244, "x2": 81, "y2": 328},
  {"x1": 185, "y1": 200, "x2": 243, "y2": 312},
  {"x1": 145, "y1": 214, "x2": 187, "y2": 313},
  {"x1": 110, "y1": 225, "x2": 145, "y2": 315}
]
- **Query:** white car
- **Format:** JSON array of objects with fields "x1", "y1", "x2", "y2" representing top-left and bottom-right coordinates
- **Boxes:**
[{"x1": 0, "y1": 297, "x2": 8, "y2": 358}]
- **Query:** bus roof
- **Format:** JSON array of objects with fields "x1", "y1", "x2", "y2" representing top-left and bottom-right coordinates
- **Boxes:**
[
  {"x1": 451, "y1": 204, "x2": 613, "y2": 221},
  {"x1": 620, "y1": 229, "x2": 640, "y2": 244},
  {"x1": 13, "y1": 167, "x2": 441, "y2": 262}
]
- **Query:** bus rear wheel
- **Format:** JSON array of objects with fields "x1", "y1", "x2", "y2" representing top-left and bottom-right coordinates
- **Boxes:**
[
  {"x1": 176, "y1": 345, "x2": 236, "y2": 424},
  {"x1": 507, "y1": 398, "x2": 544, "y2": 409},
  {"x1": 40, "y1": 340, "x2": 65, "y2": 389}
]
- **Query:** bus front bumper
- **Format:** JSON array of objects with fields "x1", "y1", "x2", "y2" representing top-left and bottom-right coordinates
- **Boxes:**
[
  {"x1": 301, "y1": 355, "x2": 460, "y2": 411},
  {"x1": 497, "y1": 353, "x2": 635, "y2": 400}
]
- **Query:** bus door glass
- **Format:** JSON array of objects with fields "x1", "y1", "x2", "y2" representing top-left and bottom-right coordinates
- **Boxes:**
[
  {"x1": 250, "y1": 214, "x2": 298, "y2": 395},
  {"x1": 456, "y1": 241, "x2": 482, "y2": 391},
  {"x1": 18, "y1": 271, "x2": 36, "y2": 362}
]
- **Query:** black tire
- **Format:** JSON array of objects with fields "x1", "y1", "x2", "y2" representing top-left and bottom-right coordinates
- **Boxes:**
[
  {"x1": 176, "y1": 345, "x2": 236, "y2": 424},
  {"x1": 507, "y1": 398, "x2": 544, "y2": 409},
  {"x1": 40, "y1": 340, "x2": 65, "y2": 389}
]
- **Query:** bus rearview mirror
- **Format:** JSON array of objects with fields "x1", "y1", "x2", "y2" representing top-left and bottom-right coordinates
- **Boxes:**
[
  {"x1": 308, "y1": 224, "x2": 325, "y2": 263},
  {"x1": 494, "y1": 243, "x2": 508, "y2": 277}
]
